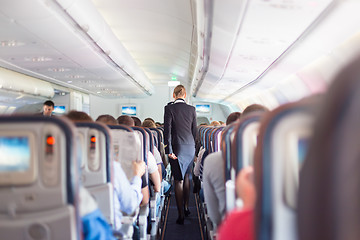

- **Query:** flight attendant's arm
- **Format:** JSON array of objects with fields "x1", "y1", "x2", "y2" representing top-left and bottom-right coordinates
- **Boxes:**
[
  {"x1": 191, "y1": 107, "x2": 197, "y2": 141},
  {"x1": 163, "y1": 106, "x2": 175, "y2": 158}
]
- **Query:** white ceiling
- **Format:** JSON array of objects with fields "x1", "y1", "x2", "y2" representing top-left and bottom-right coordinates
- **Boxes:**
[
  {"x1": 92, "y1": 0, "x2": 193, "y2": 85},
  {"x1": 0, "y1": 0, "x2": 360, "y2": 109},
  {"x1": 193, "y1": 0, "x2": 334, "y2": 101}
]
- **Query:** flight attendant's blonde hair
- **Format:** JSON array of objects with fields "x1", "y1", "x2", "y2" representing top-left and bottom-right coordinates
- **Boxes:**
[{"x1": 173, "y1": 85, "x2": 186, "y2": 98}]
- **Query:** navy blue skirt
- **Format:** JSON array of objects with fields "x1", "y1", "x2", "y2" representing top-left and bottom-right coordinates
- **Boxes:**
[{"x1": 170, "y1": 144, "x2": 195, "y2": 181}]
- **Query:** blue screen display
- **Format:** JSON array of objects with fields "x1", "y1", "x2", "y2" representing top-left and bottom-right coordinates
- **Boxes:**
[
  {"x1": 53, "y1": 105, "x2": 66, "y2": 114},
  {"x1": 0, "y1": 137, "x2": 30, "y2": 172},
  {"x1": 122, "y1": 106, "x2": 137, "y2": 116},
  {"x1": 195, "y1": 104, "x2": 211, "y2": 113}
]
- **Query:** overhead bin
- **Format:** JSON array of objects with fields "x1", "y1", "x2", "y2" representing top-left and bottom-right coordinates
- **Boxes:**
[
  {"x1": 0, "y1": 67, "x2": 54, "y2": 99},
  {"x1": 54, "y1": 0, "x2": 154, "y2": 95}
]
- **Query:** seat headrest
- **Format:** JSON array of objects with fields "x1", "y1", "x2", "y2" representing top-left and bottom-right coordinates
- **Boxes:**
[
  {"x1": 0, "y1": 115, "x2": 78, "y2": 212},
  {"x1": 254, "y1": 99, "x2": 317, "y2": 240},
  {"x1": 298, "y1": 56, "x2": 360, "y2": 240}
]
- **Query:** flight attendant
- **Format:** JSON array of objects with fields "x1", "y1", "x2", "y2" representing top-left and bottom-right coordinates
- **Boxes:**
[
  {"x1": 37, "y1": 100, "x2": 55, "y2": 116},
  {"x1": 164, "y1": 85, "x2": 197, "y2": 224}
]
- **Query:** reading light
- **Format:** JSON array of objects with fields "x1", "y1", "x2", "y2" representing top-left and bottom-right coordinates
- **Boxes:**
[{"x1": 168, "y1": 80, "x2": 180, "y2": 87}]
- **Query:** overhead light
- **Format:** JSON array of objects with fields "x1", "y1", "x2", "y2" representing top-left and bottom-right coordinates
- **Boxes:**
[
  {"x1": 48, "y1": 67, "x2": 69, "y2": 72},
  {"x1": 81, "y1": 80, "x2": 95, "y2": 83},
  {"x1": 168, "y1": 80, "x2": 180, "y2": 87},
  {"x1": 1, "y1": 40, "x2": 24, "y2": 47},
  {"x1": 65, "y1": 75, "x2": 84, "y2": 79},
  {"x1": 24, "y1": 56, "x2": 52, "y2": 62}
]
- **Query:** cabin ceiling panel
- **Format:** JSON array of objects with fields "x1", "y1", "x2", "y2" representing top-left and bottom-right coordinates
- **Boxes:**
[
  {"x1": 195, "y1": 0, "x2": 333, "y2": 103},
  {"x1": 92, "y1": 0, "x2": 193, "y2": 86},
  {"x1": 0, "y1": 0, "x2": 156, "y2": 98},
  {"x1": 225, "y1": 0, "x2": 360, "y2": 110}
]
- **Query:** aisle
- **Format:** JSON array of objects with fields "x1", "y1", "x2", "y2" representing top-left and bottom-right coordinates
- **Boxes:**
[{"x1": 161, "y1": 184, "x2": 203, "y2": 240}]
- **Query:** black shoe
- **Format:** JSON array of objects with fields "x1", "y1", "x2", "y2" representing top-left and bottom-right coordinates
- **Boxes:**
[
  {"x1": 184, "y1": 208, "x2": 191, "y2": 217},
  {"x1": 176, "y1": 216, "x2": 184, "y2": 225}
]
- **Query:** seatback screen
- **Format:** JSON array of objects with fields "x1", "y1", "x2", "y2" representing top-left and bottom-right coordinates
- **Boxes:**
[{"x1": 0, "y1": 137, "x2": 30, "y2": 172}]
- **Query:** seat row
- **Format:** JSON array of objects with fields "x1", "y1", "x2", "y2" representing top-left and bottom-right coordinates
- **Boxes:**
[
  {"x1": 195, "y1": 97, "x2": 317, "y2": 240},
  {"x1": 0, "y1": 115, "x2": 169, "y2": 240},
  {"x1": 197, "y1": 55, "x2": 360, "y2": 240}
]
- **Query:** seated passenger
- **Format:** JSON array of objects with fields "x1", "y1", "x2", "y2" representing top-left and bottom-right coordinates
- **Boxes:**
[
  {"x1": 65, "y1": 111, "x2": 145, "y2": 232},
  {"x1": 217, "y1": 166, "x2": 255, "y2": 240},
  {"x1": 142, "y1": 119, "x2": 165, "y2": 181},
  {"x1": 113, "y1": 158, "x2": 145, "y2": 230},
  {"x1": 142, "y1": 119, "x2": 172, "y2": 210},
  {"x1": 203, "y1": 106, "x2": 265, "y2": 228},
  {"x1": 242, "y1": 104, "x2": 268, "y2": 115},
  {"x1": 143, "y1": 117, "x2": 155, "y2": 124},
  {"x1": 96, "y1": 114, "x2": 118, "y2": 125},
  {"x1": 142, "y1": 119, "x2": 155, "y2": 128},
  {"x1": 147, "y1": 151, "x2": 161, "y2": 193},
  {"x1": 210, "y1": 121, "x2": 221, "y2": 126},
  {"x1": 202, "y1": 112, "x2": 241, "y2": 226},
  {"x1": 193, "y1": 146, "x2": 208, "y2": 202},
  {"x1": 117, "y1": 115, "x2": 150, "y2": 207},
  {"x1": 144, "y1": 119, "x2": 168, "y2": 168},
  {"x1": 193, "y1": 146, "x2": 207, "y2": 181},
  {"x1": 131, "y1": 116, "x2": 142, "y2": 127},
  {"x1": 215, "y1": 105, "x2": 268, "y2": 240},
  {"x1": 117, "y1": 115, "x2": 135, "y2": 126},
  {"x1": 80, "y1": 187, "x2": 117, "y2": 240},
  {"x1": 66, "y1": 110, "x2": 93, "y2": 122},
  {"x1": 59, "y1": 111, "x2": 115, "y2": 239}
]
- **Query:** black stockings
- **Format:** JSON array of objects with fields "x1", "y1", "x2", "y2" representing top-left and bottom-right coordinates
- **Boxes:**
[{"x1": 174, "y1": 173, "x2": 190, "y2": 219}]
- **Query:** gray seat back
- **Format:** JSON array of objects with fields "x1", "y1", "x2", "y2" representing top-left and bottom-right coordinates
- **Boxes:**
[
  {"x1": 255, "y1": 100, "x2": 316, "y2": 240},
  {"x1": 75, "y1": 122, "x2": 114, "y2": 225},
  {"x1": 0, "y1": 115, "x2": 81, "y2": 240}
]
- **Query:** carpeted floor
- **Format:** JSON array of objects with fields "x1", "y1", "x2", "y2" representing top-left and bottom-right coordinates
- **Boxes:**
[{"x1": 161, "y1": 184, "x2": 203, "y2": 240}]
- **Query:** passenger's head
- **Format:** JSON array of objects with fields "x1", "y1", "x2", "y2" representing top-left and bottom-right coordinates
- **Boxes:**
[
  {"x1": 155, "y1": 122, "x2": 162, "y2": 127},
  {"x1": 226, "y1": 112, "x2": 241, "y2": 125},
  {"x1": 66, "y1": 110, "x2": 93, "y2": 122},
  {"x1": 144, "y1": 117, "x2": 155, "y2": 124},
  {"x1": 96, "y1": 114, "x2": 117, "y2": 125},
  {"x1": 210, "y1": 121, "x2": 220, "y2": 126},
  {"x1": 242, "y1": 104, "x2": 268, "y2": 116},
  {"x1": 173, "y1": 85, "x2": 186, "y2": 99},
  {"x1": 43, "y1": 100, "x2": 55, "y2": 116},
  {"x1": 117, "y1": 115, "x2": 135, "y2": 126},
  {"x1": 131, "y1": 116, "x2": 141, "y2": 126},
  {"x1": 142, "y1": 119, "x2": 156, "y2": 128}
]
